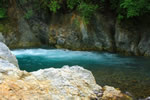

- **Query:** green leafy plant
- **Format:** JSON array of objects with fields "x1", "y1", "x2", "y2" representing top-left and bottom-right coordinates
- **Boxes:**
[
  {"x1": 67, "y1": 0, "x2": 80, "y2": 9},
  {"x1": 39, "y1": 0, "x2": 98, "y2": 23},
  {"x1": 24, "y1": 10, "x2": 34, "y2": 19},
  {"x1": 48, "y1": 0, "x2": 61, "y2": 13},
  {"x1": 33, "y1": 0, "x2": 150, "y2": 21},
  {"x1": 0, "y1": 8, "x2": 6, "y2": 19},
  {"x1": 78, "y1": 2, "x2": 98, "y2": 23},
  {"x1": 120, "y1": 0, "x2": 150, "y2": 18},
  {"x1": 20, "y1": 0, "x2": 28, "y2": 5}
]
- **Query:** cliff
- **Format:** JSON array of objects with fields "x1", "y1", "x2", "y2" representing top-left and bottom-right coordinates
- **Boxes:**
[{"x1": 0, "y1": 0, "x2": 150, "y2": 56}]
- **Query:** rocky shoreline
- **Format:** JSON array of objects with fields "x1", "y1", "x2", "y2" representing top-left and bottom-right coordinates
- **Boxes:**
[{"x1": 0, "y1": 42, "x2": 134, "y2": 99}]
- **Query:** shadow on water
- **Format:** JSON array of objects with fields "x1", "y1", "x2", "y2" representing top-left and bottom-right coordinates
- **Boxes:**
[{"x1": 12, "y1": 48, "x2": 150, "y2": 99}]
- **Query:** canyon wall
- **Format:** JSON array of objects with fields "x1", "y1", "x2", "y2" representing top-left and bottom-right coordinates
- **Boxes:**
[{"x1": 0, "y1": 0, "x2": 150, "y2": 56}]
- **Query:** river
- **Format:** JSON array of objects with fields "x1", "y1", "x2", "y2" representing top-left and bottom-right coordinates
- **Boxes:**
[{"x1": 12, "y1": 48, "x2": 150, "y2": 99}]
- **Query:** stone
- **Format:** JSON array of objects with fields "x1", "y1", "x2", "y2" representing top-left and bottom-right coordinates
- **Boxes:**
[
  {"x1": 0, "y1": 65, "x2": 133, "y2": 100},
  {"x1": 0, "y1": 42, "x2": 19, "y2": 68},
  {"x1": 0, "y1": 32, "x2": 5, "y2": 43},
  {"x1": 101, "y1": 86, "x2": 133, "y2": 100},
  {"x1": 139, "y1": 97, "x2": 150, "y2": 100},
  {"x1": 31, "y1": 65, "x2": 102, "y2": 99}
]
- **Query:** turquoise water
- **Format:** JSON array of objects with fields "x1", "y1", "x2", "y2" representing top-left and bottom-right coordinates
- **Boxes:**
[{"x1": 12, "y1": 49, "x2": 150, "y2": 99}]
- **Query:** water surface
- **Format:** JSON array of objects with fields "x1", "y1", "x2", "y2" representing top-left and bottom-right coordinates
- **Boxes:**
[{"x1": 12, "y1": 49, "x2": 150, "y2": 99}]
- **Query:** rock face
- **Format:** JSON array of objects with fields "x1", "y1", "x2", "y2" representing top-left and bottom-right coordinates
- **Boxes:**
[
  {"x1": 115, "y1": 18, "x2": 150, "y2": 56},
  {"x1": 0, "y1": 42, "x2": 132, "y2": 100},
  {"x1": 1, "y1": 0, "x2": 150, "y2": 56},
  {"x1": 49, "y1": 13, "x2": 150, "y2": 56},
  {"x1": 0, "y1": 0, "x2": 49, "y2": 48},
  {"x1": 49, "y1": 12, "x2": 115, "y2": 51}
]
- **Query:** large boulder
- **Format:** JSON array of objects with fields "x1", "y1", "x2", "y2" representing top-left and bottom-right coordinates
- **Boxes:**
[
  {"x1": 0, "y1": 65, "x2": 132, "y2": 100},
  {"x1": 0, "y1": 42, "x2": 19, "y2": 68},
  {"x1": 31, "y1": 66, "x2": 102, "y2": 99}
]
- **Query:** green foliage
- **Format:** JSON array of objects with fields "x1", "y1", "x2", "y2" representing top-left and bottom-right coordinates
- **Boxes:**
[
  {"x1": 107, "y1": 0, "x2": 150, "y2": 20},
  {"x1": 78, "y1": 2, "x2": 98, "y2": 23},
  {"x1": 39, "y1": 0, "x2": 50, "y2": 9},
  {"x1": 39, "y1": 0, "x2": 98, "y2": 22},
  {"x1": 0, "y1": 0, "x2": 8, "y2": 19},
  {"x1": 67, "y1": 0, "x2": 80, "y2": 9},
  {"x1": 48, "y1": 0, "x2": 61, "y2": 13},
  {"x1": 74, "y1": 18, "x2": 80, "y2": 26},
  {"x1": 0, "y1": 8, "x2": 6, "y2": 19},
  {"x1": 24, "y1": 10, "x2": 34, "y2": 19},
  {"x1": 120, "y1": 0, "x2": 150, "y2": 18},
  {"x1": 1, "y1": 0, "x2": 149, "y2": 21},
  {"x1": 20, "y1": 0, "x2": 28, "y2": 5}
]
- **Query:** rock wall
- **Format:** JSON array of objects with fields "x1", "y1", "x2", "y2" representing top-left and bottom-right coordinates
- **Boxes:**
[
  {"x1": 115, "y1": 17, "x2": 150, "y2": 56},
  {"x1": 0, "y1": 0, "x2": 50, "y2": 48},
  {"x1": 48, "y1": 12, "x2": 150, "y2": 56},
  {"x1": 0, "y1": 0, "x2": 150, "y2": 56},
  {"x1": 49, "y1": 12, "x2": 115, "y2": 51}
]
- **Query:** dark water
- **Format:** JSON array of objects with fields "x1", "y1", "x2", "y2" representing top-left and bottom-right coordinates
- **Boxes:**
[{"x1": 12, "y1": 49, "x2": 150, "y2": 99}]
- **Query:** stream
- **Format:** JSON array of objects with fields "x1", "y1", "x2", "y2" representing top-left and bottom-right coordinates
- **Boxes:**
[{"x1": 12, "y1": 48, "x2": 150, "y2": 99}]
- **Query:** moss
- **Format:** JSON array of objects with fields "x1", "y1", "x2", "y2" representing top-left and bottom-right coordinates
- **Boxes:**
[
  {"x1": 9, "y1": 42, "x2": 42, "y2": 49},
  {"x1": 0, "y1": 24, "x2": 13, "y2": 34},
  {"x1": 0, "y1": 19, "x2": 17, "y2": 35}
]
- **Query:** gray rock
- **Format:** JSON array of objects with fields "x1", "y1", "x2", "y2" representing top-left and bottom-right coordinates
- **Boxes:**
[
  {"x1": 115, "y1": 21, "x2": 140, "y2": 55},
  {"x1": 17, "y1": 17, "x2": 41, "y2": 47},
  {"x1": 0, "y1": 32, "x2": 5, "y2": 43},
  {"x1": 49, "y1": 12, "x2": 115, "y2": 51},
  {"x1": 0, "y1": 59, "x2": 17, "y2": 69},
  {"x1": 57, "y1": 37, "x2": 65, "y2": 45},
  {"x1": 138, "y1": 31, "x2": 150, "y2": 56},
  {"x1": 139, "y1": 97, "x2": 150, "y2": 100},
  {"x1": 0, "y1": 42, "x2": 19, "y2": 68}
]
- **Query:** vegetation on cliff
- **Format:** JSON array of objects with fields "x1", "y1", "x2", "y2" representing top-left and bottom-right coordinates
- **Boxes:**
[
  {"x1": 1, "y1": 0, "x2": 150, "y2": 20},
  {"x1": 0, "y1": 0, "x2": 8, "y2": 18},
  {"x1": 39, "y1": 0, "x2": 150, "y2": 21}
]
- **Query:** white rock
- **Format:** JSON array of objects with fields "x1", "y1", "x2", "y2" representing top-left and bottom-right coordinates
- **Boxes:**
[
  {"x1": 31, "y1": 65, "x2": 102, "y2": 99},
  {"x1": 0, "y1": 42, "x2": 18, "y2": 68}
]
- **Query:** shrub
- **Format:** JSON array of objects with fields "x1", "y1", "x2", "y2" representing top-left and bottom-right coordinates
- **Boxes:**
[
  {"x1": 0, "y1": 8, "x2": 6, "y2": 19},
  {"x1": 24, "y1": 10, "x2": 34, "y2": 19}
]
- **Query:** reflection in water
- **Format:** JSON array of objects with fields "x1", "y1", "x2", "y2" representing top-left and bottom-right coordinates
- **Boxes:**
[{"x1": 12, "y1": 48, "x2": 150, "y2": 99}]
